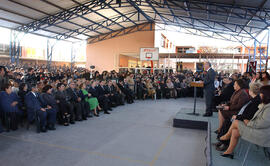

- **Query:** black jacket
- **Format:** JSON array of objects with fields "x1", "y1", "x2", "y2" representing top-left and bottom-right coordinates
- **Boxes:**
[
  {"x1": 236, "y1": 95, "x2": 261, "y2": 121},
  {"x1": 65, "y1": 87, "x2": 79, "y2": 103},
  {"x1": 96, "y1": 85, "x2": 108, "y2": 97},
  {"x1": 220, "y1": 82, "x2": 235, "y2": 102},
  {"x1": 40, "y1": 93, "x2": 58, "y2": 109},
  {"x1": 54, "y1": 90, "x2": 67, "y2": 103},
  {"x1": 88, "y1": 87, "x2": 99, "y2": 98}
]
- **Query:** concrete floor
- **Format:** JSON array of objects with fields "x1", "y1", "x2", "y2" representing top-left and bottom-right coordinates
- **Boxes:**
[{"x1": 0, "y1": 98, "x2": 206, "y2": 166}]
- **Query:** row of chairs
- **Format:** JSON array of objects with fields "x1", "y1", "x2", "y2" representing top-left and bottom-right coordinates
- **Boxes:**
[{"x1": 237, "y1": 139, "x2": 270, "y2": 166}]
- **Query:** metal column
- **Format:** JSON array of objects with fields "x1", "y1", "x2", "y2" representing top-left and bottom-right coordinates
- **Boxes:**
[
  {"x1": 71, "y1": 42, "x2": 76, "y2": 72},
  {"x1": 266, "y1": 29, "x2": 270, "y2": 71},
  {"x1": 9, "y1": 30, "x2": 22, "y2": 66},
  {"x1": 47, "y1": 39, "x2": 54, "y2": 71}
]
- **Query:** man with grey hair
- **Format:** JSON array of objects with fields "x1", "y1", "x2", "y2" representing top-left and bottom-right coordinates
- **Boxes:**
[{"x1": 202, "y1": 61, "x2": 216, "y2": 117}]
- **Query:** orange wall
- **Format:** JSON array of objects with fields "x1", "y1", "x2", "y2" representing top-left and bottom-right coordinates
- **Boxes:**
[{"x1": 86, "y1": 31, "x2": 154, "y2": 72}]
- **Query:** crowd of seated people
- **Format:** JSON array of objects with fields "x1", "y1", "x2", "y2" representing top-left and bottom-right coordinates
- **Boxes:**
[
  {"x1": 211, "y1": 70, "x2": 270, "y2": 159},
  {"x1": 0, "y1": 62, "x2": 270, "y2": 138}
]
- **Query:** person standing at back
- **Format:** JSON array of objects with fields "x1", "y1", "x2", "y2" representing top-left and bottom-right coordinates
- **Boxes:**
[{"x1": 202, "y1": 62, "x2": 216, "y2": 117}]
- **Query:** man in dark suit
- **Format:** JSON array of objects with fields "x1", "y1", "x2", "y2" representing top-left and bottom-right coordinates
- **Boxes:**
[
  {"x1": 96, "y1": 80, "x2": 111, "y2": 114},
  {"x1": 106, "y1": 80, "x2": 124, "y2": 106},
  {"x1": 65, "y1": 80, "x2": 83, "y2": 121},
  {"x1": 25, "y1": 84, "x2": 56, "y2": 132},
  {"x1": 202, "y1": 62, "x2": 216, "y2": 117}
]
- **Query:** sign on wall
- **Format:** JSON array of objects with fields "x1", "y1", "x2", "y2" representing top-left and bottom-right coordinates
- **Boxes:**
[{"x1": 140, "y1": 48, "x2": 159, "y2": 61}]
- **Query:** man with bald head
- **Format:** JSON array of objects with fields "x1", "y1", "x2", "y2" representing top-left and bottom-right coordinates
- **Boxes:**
[{"x1": 202, "y1": 62, "x2": 216, "y2": 117}]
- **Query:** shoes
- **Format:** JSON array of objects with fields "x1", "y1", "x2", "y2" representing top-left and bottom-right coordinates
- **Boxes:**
[
  {"x1": 41, "y1": 127, "x2": 47, "y2": 133},
  {"x1": 63, "y1": 123, "x2": 69, "y2": 126},
  {"x1": 94, "y1": 113, "x2": 99, "y2": 117},
  {"x1": 220, "y1": 153, "x2": 234, "y2": 159},
  {"x1": 48, "y1": 124, "x2": 56, "y2": 130},
  {"x1": 108, "y1": 108, "x2": 112, "y2": 111},
  {"x1": 212, "y1": 141, "x2": 223, "y2": 147},
  {"x1": 214, "y1": 130, "x2": 219, "y2": 134},
  {"x1": 104, "y1": 111, "x2": 110, "y2": 114},
  {"x1": 87, "y1": 114, "x2": 93, "y2": 118},
  {"x1": 203, "y1": 113, "x2": 213, "y2": 117},
  {"x1": 70, "y1": 121, "x2": 75, "y2": 124},
  {"x1": 216, "y1": 144, "x2": 228, "y2": 151}
]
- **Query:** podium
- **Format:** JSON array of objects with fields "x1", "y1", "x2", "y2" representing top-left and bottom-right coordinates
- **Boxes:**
[{"x1": 187, "y1": 82, "x2": 204, "y2": 116}]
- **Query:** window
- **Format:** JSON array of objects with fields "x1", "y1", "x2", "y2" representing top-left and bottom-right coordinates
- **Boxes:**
[{"x1": 160, "y1": 35, "x2": 165, "y2": 48}]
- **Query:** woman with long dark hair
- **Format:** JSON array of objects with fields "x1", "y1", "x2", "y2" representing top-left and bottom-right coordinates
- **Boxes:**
[{"x1": 261, "y1": 71, "x2": 270, "y2": 85}]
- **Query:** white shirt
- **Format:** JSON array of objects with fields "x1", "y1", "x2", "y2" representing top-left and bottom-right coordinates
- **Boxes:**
[{"x1": 31, "y1": 91, "x2": 37, "y2": 98}]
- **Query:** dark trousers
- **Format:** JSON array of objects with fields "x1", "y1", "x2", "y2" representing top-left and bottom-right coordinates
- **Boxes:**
[
  {"x1": 57, "y1": 101, "x2": 71, "y2": 124},
  {"x1": 70, "y1": 102, "x2": 82, "y2": 121},
  {"x1": 98, "y1": 96, "x2": 110, "y2": 111},
  {"x1": 1, "y1": 111, "x2": 22, "y2": 130},
  {"x1": 28, "y1": 109, "x2": 56, "y2": 128},
  {"x1": 204, "y1": 89, "x2": 215, "y2": 114},
  {"x1": 81, "y1": 101, "x2": 90, "y2": 117},
  {"x1": 156, "y1": 89, "x2": 162, "y2": 99}
]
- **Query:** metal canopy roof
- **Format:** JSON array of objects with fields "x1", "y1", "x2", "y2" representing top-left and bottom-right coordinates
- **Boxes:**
[{"x1": 0, "y1": 0, "x2": 270, "y2": 43}]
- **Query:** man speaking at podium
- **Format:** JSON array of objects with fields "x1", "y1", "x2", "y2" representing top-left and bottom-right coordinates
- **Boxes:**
[{"x1": 202, "y1": 62, "x2": 216, "y2": 117}]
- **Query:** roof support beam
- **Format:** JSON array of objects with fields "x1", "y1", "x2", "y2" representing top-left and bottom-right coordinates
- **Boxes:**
[
  {"x1": 146, "y1": 0, "x2": 167, "y2": 25},
  {"x1": 13, "y1": 0, "x2": 101, "y2": 36},
  {"x1": 40, "y1": 0, "x2": 112, "y2": 32},
  {"x1": 126, "y1": 0, "x2": 153, "y2": 22},
  {"x1": 0, "y1": 6, "x2": 83, "y2": 40},
  {"x1": 71, "y1": 0, "x2": 124, "y2": 29},
  {"x1": 101, "y1": 0, "x2": 137, "y2": 25}
]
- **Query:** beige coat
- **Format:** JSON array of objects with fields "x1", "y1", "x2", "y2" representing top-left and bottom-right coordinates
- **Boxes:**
[{"x1": 239, "y1": 103, "x2": 270, "y2": 147}]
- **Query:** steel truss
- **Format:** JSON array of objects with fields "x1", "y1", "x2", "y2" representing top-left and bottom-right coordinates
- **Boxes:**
[
  {"x1": 11, "y1": 0, "x2": 270, "y2": 43},
  {"x1": 3, "y1": 0, "x2": 270, "y2": 70},
  {"x1": 246, "y1": 29, "x2": 270, "y2": 72}
]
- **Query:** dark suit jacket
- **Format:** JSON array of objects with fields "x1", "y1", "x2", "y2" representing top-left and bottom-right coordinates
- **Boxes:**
[
  {"x1": 88, "y1": 87, "x2": 99, "y2": 98},
  {"x1": 25, "y1": 92, "x2": 42, "y2": 112},
  {"x1": 40, "y1": 93, "x2": 58, "y2": 109},
  {"x1": 65, "y1": 88, "x2": 79, "y2": 103},
  {"x1": 0, "y1": 92, "x2": 20, "y2": 113},
  {"x1": 97, "y1": 85, "x2": 108, "y2": 97},
  {"x1": 54, "y1": 90, "x2": 67, "y2": 103},
  {"x1": 236, "y1": 95, "x2": 261, "y2": 121},
  {"x1": 106, "y1": 85, "x2": 116, "y2": 94},
  {"x1": 203, "y1": 68, "x2": 216, "y2": 91}
]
